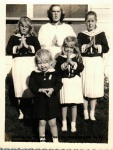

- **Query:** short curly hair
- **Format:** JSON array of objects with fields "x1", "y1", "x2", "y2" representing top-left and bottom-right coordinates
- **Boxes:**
[
  {"x1": 47, "y1": 4, "x2": 65, "y2": 22},
  {"x1": 35, "y1": 49, "x2": 53, "y2": 65}
]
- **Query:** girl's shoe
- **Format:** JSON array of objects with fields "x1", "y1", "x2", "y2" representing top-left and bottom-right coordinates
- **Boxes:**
[
  {"x1": 61, "y1": 120, "x2": 67, "y2": 131},
  {"x1": 18, "y1": 110, "x2": 24, "y2": 119},
  {"x1": 40, "y1": 136, "x2": 46, "y2": 142},
  {"x1": 90, "y1": 110, "x2": 96, "y2": 121},
  {"x1": 84, "y1": 110, "x2": 89, "y2": 120},
  {"x1": 71, "y1": 122, "x2": 76, "y2": 132}
]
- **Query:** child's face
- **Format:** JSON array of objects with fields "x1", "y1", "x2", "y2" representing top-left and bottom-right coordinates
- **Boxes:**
[
  {"x1": 37, "y1": 58, "x2": 52, "y2": 73},
  {"x1": 64, "y1": 44, "x2": 74, "y2": 55},
  {"x1": 86, "y1": 15, "x2": 97, "y2": 31},
  {"x1": 19, "y1": 22, "x2": 30, "y2": 35}
]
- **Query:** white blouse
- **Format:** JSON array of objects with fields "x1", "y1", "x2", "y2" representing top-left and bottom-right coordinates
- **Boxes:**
[{"x1": 38, "y1": 23, "x2": 76, "y2": 58}]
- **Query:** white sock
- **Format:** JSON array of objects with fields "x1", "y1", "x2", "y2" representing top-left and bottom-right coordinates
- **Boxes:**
[
  {"x1": 52, "y1": 136, "x2": 59, "y2": 143},
  {"x1": 62, "y1": 120, "x2": 67, "y2": 131},
  {"x1": 18, "y1": 109, "x2": 24, "y2": 119},
  {"x1": 71, "y1": 121, "x2": 76, "y2": 132},
  {"x1": 90, "y1": 110, "x2": 96, "y2": 121},
  {"x1": 84, "y1": 110, "x2": 89, "y2": 120}
]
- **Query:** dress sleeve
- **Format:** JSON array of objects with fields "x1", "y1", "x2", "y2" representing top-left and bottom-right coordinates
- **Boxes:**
[
  {"x1": 101, "y1": 32, "x2": 109, "y2": 53},
  {"x1": 55, "y1": 57, "x2": 63, "y2": 76},
  {"x1": 75, "y1": 62, "x2": 84, "y2": 74},
  {"x1": 38, "y1": 26, "x2": 47, "y2": 48},
  {"x1": 73, "y1": 57, "x2": 84, "y2": 75},
  {"x1": 53, "y1": 72, "x2": 63, "y2": 94},
  {"x1": 32, "y1": 36, "x2": 41, "y2": 53},
  {"x1": 6, "y1": 35, "x2": 15, "y2": 55},
  {"x1": 77, "y1": 33, "x2": 83, "y2": 49},
  {"x1": 29, "y1": 71, "x2": 40, "y2": 95}
]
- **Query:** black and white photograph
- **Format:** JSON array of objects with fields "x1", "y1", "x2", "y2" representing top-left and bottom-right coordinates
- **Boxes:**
[{"x1": 0, "y1": 0, "x2": 113, "y2": 149}]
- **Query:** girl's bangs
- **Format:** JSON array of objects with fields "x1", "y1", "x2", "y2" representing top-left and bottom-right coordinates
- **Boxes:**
[
  {"x1": 37, "y1": 54, "x2": 50, "y2": 63},
  {"x1": 64, "y1": 41, "x2": 75, "y2": 48},
  {"x1": 20, "y1": 18, "x2": 32, "y2": 28}
]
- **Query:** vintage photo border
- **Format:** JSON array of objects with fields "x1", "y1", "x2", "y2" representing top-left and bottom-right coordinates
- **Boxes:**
[{"x1": 0, "y1": 0, "x2": 113, "y2": 149}]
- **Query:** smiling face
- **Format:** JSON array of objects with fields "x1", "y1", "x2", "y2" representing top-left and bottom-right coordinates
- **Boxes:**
[
  {"x1": 86, "y1": 14, "x2": 97, "y2": 31},
  {"x1": 51, "y1": 6, "x2": 61, "y2": 23},
  {"x1": 19, "y1": 22, "x2": 30, "y2": 36},
  {"x1": 63, "y1": 43, "x2": 74, "y2": 56}
]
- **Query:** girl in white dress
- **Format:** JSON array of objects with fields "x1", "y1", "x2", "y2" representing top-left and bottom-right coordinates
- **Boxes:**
[{"x1": 55, "y1": 36, "x2": 84, "y2": 132}]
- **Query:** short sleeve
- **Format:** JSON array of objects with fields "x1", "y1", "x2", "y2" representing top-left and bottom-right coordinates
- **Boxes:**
[{"x1": 32, "y1": 36, "x2": 41, "y2": 53}]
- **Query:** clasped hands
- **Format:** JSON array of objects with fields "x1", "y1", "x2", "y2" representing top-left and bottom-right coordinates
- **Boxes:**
[
  {"x1": 39, "y1": 88, "x2": 54, "y2": 97},
  {"x1": 63, "y1": 53, "x2": 77, "y2": 70},
  {"x1": 52, "y1": 35, "x2": 60, "y2": 47},
  {"x1": 17, "y1": 35, "x2": 29, "y2": 49},
  {"x1": 86, "y1": 36, "x2": 97, "y2": 50}
]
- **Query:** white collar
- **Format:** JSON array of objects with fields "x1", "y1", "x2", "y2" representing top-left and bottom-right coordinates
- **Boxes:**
[
  {"x1": 49, "y1": 22, "x2": 64, "y2": 26},
  {"x1": 82, "y1": 28, "x2": 102, "y2": 36},
  {"x1": 60, "y1": 53, "x2": 76, "y2": 58},
  {"x1": 51, "y1": 21, "x2": 62, "y2": 25},
  {"x1": 34, "y1": 68, "x2": 55, "y2": 73},
  {"x1": 15, "y1": 33, "x2": 30, "y2": 37}
]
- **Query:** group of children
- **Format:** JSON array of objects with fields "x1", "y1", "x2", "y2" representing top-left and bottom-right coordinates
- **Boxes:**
[{"x1": 6, "y1": 11, "x2": 109, "y2": 143}]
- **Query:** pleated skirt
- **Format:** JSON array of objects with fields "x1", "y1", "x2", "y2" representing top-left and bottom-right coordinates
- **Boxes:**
[
  {"x1": 60, "y1": 76, "x2": 84, "y2": 104},
  {"x1": 12, "y1": 56, "x2": 35, "y2": 98},
  {"x1": 82, "y1": 57, "x2": 104, "y2": 98}
]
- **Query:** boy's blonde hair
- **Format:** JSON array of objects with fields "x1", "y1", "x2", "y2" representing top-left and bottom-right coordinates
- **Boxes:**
[
  {"x1": 35, "y1": 49, "x2": 53, "y2": 65},
  {"x1": 14, "y1": 16, "x2": 36, "y2": 36}
]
